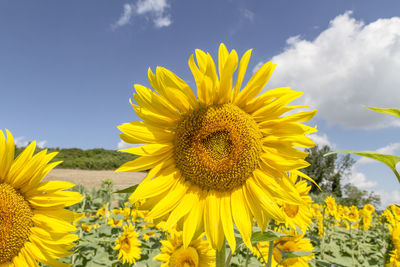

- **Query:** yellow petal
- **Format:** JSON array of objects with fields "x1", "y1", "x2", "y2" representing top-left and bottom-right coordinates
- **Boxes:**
[
  {"x1": 220, "y1": 192, "x2": 236, "y2": 251},
  {"x1": 231, "y1": 49, "x2": 252, "y2": 102},
  {"x1": 147, "y1": 179, "x2": 189, "y2": 219},
  {"x1": 163, "y1": 185, "x2": 199, "y2": 230},
  {"x1": 204, "y1": 191, "x2": 224, "y2": 250},
  {"x1": 119, "y1": 143, "x2": 172, "y2": 156},
  {"x1": 183, "y1": 190, "x2": 205, "y2": 248},
  {"x1": 218, "y1": 49, "x2": 238, "y2": 104},
  {"x1": 231, "y1": 188, "x2": 252, "y2": 249},
  {"x1": 234, "y1": 61, "x2": 276, "y2": 107},
  {"x1": 118, "y1": 121, "x2": 174, "y2": 144},
  {"x1": 115, "y1": 150, "x2": 172, "y2": 172}
]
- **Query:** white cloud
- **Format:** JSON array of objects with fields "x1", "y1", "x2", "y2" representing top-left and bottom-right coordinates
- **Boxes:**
[
  {"x1": 357, "y1": 142, "x2": 400, "y2": 165},
  {"x1": 377, "y1": 189, "x2": 400, "y2": 209},
  {"x1": 37, "y1": 140, "x2": 47, "y2": 149},
  {"x1": 14, "y1": 136, "x2": 47, "y2": 148},
  {"x1": 344, "y1": 166, "x2": 377, "y2": 189},
  {"x1": 240, "y1": 8, "x2": 255, "y2": 22},
  {"x1": 308, "y1": 133, "x2": 336, "y2": 149},
  {"x1": 112, "y1": 3, "x2": 135, "y2": 29},
  {"x1": 153, "y1": 15, "x2": 171, "y2": 28},
  {"x1": 267, "y1": 11, "x2": 400, "y2": 129},
  {"x1": 117, "y1": 140, "x2": 142, "y2": 150},
  {"x1": 112, "y1": 0, "x2": 172, "y2": 29},
  {"x1": 136, "y1": 0, "x2": 168, "y2": 14}
]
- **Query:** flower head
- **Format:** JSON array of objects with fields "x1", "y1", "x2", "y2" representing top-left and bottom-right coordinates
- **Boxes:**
[
  {"x1": 0, "y1": 130, "x2": 82, "y2": 266},
  {"x1": 114, "y1": 224, "x2": 142, "y2": 265},
  {"x1": 154, "y1": 231, "x2": 214, "y2": 267},
  {"x1": 118, "y1": 44, "x2": 317, "y2": 250}
]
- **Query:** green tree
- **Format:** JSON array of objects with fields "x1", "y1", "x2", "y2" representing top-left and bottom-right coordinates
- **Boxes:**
[
  {"x1": 340, "y1": 183, "x2": 381, "y2": 208},
  {"x1": 302, "y1": 145, "x2": 355, "y2": 196}
]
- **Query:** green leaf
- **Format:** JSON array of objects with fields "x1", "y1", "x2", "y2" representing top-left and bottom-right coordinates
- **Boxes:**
[
  {"x1": 285, "y1": 250, "x2": 313, "y2": 258},
  {"x1": 366, "y1": 106, "x2": 400, "y2": 118},
  {"x1": 113, "y1": 184, "x2": 138, "y2": 194},
  {"x1": 251, "y1": 230, "x2": 289, "y2": 244},
  {"x1": 325, "y1": 150, "x2": 400, "y2": 183}
]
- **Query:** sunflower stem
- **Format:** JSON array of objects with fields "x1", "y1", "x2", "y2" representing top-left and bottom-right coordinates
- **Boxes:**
[
  {"x1": 216, "y1": 238, "x2": 226, "y2": 267},
  {"x1": 266, "y1": 240, "x2": 273, "y2": 267}
]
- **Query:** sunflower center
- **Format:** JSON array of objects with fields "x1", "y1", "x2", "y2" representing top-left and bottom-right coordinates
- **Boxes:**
[
  {"x1": 169, "y1": 246, "x2": 199, "y2": 267},
  {"x1": 0, "y1": 183, "x2": 34, "y2": 264},
  {"x1": 174, "y1": 104, "x2": 262, "y2": 191},
  {"x1": 283, "y1": 204, "x2": 299, "y2": 218}
]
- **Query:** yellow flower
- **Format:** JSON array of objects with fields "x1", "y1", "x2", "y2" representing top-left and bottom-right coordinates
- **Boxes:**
[
  {"x1": 96, "y1": 204, "x2": 109, "y2": 218},
  {"x1": 280, "y1": 173, "x2": 313, "y2": 233},
  {"x1": 118, "y1": 44, "x2": 316, "y2": 253},
  {"x1": 388, "y1": 249, "x2": 400, "y2": 267},
  {"x1": 81, "y1": 224, "x2": 92, "y2": 232},
  {"x1": 117, "y1": 44, "x2": 317, "y2": 251},
  {"x1": 115, "y1": 224, "x2": 142, "y2": 265},
  {"x1": 143, "y1": 231, "x2": 156, "y2": 241},
  {"x1": 362, "y1": 212, "x2": 373, "y2": 231},
  {"x1": 346, "y1": 206, "x2": 360, "y2": 222},
  {"x1": 363, "y1": 203, "x2": 375, "y2": 214},
  {"x1": 0, "y1": 130, "x2": 82, "y2": 266},
  {"x1": 108, "y1": 218, "x2": 123, "y2": 227},
  {"x1": 154, "y1": 231, "x2": 214, "y2": 267},
  {"x1": 254, "y1": 231, "x2": 313, "y2": 267},
  {"x1": 389, "y1": 223, "x2": 400, "y2": 250},
  {"x1": 325, "y1": 196, "x2": 337, "y2": 217}
]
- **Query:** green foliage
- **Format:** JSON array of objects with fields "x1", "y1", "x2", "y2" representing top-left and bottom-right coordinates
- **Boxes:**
[
  {"x1": 327, "y1": 150, "x2": 400, "y2": 184},
  {"x1": 302, "y1": 145, "x2": 355, "y2": 196},
  {"x1": 307, "y1": 213, "x2": 390, "y2": 267},
  {"x1": 15, "y1": 146, "x2": 138, "y2": 170},
  {"x1": 327, "y1": 106, "x2": 400, "y2": 183},
  {"x1": 341, "y1": 184, "x2": 381, "y2": 208}
]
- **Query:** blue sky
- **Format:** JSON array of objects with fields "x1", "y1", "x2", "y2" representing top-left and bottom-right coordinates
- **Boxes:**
[{"x1": 1, "y1": 0, "x2": 400, "y2": 207}]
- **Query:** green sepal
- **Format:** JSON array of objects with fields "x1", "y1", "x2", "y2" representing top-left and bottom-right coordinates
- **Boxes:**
[{"x1": 113, "y1": 184, "x2": 138, "y2": 194}]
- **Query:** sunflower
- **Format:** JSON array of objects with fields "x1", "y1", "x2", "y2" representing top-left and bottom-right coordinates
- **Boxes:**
[
  {"x1": 0, "y1": 129, "x2": 82, "y2": 266},
  {"x1": 279, "y1": 172, "x2": 313, "y2": 233},
  {"x1": 117, "y1": 44, "x2": 317, "y2": 251},
  {"x1": 325, "y1": 196, "x2": 337, "y2": 217},
  {"x1": 114, "y1": 224, "x2": 142, "y2": 265},
  {"x1": 253, "y1": 231, "x2": 314, "y2": 267},
  {"x1": 363, "y1": 203, "x2": 375, "y2": 214},
  {"x1": 154, "y1": 231, "x2": 214, "y2": 267},
  {"x1": 388, "y1": 249, "x2": 400, "y2": 267}
]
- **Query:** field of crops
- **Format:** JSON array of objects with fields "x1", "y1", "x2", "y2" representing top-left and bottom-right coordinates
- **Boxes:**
[{"x1": 55, "y1": 179, "x2": 399, "y2": 267}]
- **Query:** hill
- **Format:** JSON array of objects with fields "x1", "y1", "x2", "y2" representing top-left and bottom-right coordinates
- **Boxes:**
[{"x1": 15, "y1": 146, "x2": 138, "y2": 170}]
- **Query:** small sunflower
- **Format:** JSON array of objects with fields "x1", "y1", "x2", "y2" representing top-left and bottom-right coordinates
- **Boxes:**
[
  {"x1": 363, "y1": 203, "x2": 375, "y2": 214},
  {"x1": 280, "y1": 172, "x2": 313, "y2": 233},
  {"x1": 253, "y1": 231, "x2": 313, "y2": 267},
  {"x1": 325, "y1": 196, "x2": 337, "y2": 217},
  {"x1": 0, "y1": 129, "x2": 82, "y2": 266},
  {"x1": 154, "y1": 231, "x2": 214, "y2": 267},
  {"x1": 114, "y1": 224, "x2": 142, "y2": 265},
  {"x1": 388, "y1": 249, "x2": 400, "y2": 267},
  {"x1": 345, "y1": 206, "x2": 360, "y2": 222},
  {"x1": 118, "y1": 44, "x2": 317, "y2": 250}
]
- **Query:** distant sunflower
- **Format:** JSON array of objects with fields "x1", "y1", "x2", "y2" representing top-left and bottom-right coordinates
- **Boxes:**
[
  {"x1": 114, "y1": 224, "x2": 142, "y2": 265},
  {"x1": 280, "y1": 172, "x2": 313, "y2": 233},
  {"x1": 154, "y1": 231, "x2": 214, "y2": 267},
  {"x1": 118, "y1": 44, "x2": 317, "y2": 250},
  {"x1": 0, "y1": 129, "x2": 82, "y2": 266},
  {"x1": 253, "y1": 231, "x2": 313, "y2": 267}
]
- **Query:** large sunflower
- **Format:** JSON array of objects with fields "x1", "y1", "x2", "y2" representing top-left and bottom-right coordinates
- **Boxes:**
[
  {"x1": 117, "y1": 44, "x2": 317, "y2": 251},
  {"x1": 0, "y1": 130, "x2": 82, "y2": 266}
]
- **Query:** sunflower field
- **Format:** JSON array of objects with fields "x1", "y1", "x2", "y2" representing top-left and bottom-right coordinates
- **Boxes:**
[
  {"x1": 2, "y1": 43, "x2": 400, "y2": 267},
  {"x1": 54, "y1": 180, "x2": 396, "y2": 267}
]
